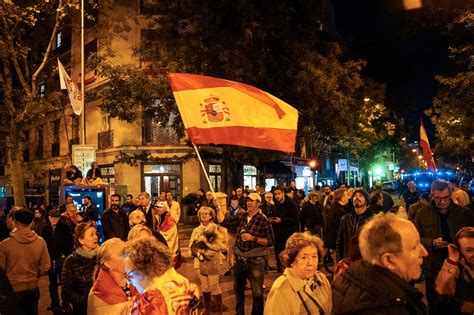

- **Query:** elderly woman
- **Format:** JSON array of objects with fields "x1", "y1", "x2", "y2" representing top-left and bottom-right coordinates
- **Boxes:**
[
  {"x1": 61, "y1": 221, "x2": 99, "y2": 314},
  {"x1": 189, "y1": 206, "x2": 227, "y2": 314},
  {"x1": 122, "y1": 237, "x2": 199, "y2": 314},
  {"x1": 265, "y1": 233, "x2": 332, "y2": 315},
  {"x1": 154, "y1": 201, "x2": 180, "y2": 268},
  {"x1": 127, "y1": 224, "x2": 168, "y2": 247},
  {"x1": 88, "y1": 238, "x2": 134, "y2": 315}
]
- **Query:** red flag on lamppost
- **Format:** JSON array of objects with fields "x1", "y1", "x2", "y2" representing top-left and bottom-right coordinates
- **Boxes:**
[{"x1": 420, "y1": 120, "x2": 437, "y2": 171}]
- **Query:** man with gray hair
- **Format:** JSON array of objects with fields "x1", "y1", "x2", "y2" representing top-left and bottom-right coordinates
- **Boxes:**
[
  {"x1": 332, "y1": 213, "x2": 428, "y2": 314},
  {"x1": 414, "y1": 179, "x2": 474, "y2": 314}
]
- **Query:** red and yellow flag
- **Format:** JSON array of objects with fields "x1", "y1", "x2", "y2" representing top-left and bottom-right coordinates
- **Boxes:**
[
  {"x1": 420, "y1": 120, "x2": 437, "y2": 171},
  {"x1": 168, "y1": 73, "x2": 298, "y2": 152}
]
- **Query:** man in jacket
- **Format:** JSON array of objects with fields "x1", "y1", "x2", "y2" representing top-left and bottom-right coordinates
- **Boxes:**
[
  {"x1": 435, "y1": 226, "x2": 474, "y2": 314},
  {"x1": 415, "y1": 179, "x2": 474, "y2": 314},
  {"x1": 138, "y1": 192, "x2": 154, "y2": 230},
  {"x1": 42, "y1": 209, "x2": 74, "y2": 312},
  {"x1": 336, "y1": 189, "x2": 373, "y2": 261},
  {"x1": 403, "y1": 180, "x2": 420, "y2": 212},
  {"x1": 332, "y1": 213, "x2": 428, "y2": 314},
  {"x1": 272, "y1": 186, "x2": 299, "y2": 272},
  {"x1": 300, "y1": 191, "x2": 323, "y2": 236},
  {"x1": 102, "y1": 194, "x2": 129, "y2": 240},
  {"x1": 221, "y1": 193, "x2": 274, "y2": 315},
  {"x1": 0, "y1": 208, "x2": 51, "y2": 314},
  {"x1": 82, "y1": 195, "x2": 98, "y2": 222},
  {"x1": 325, "y1": 188, "x2": 350, "y2": 261}
]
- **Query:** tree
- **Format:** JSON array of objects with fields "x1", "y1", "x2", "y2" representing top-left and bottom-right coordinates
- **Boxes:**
[
  {"x1": 0, "y1": 1, "x2": 77, "y2": 205},
  {"x1": 92, "y1": 1, "x2": 396, "y2": 189},
  {"x1": 428, "y1": 10, "x2": 474, "y2": 170}
]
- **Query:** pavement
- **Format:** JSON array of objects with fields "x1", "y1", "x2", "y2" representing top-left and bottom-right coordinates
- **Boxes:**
[{"x1": 37, "y1": 192, "x2": 420, "y2": 314}]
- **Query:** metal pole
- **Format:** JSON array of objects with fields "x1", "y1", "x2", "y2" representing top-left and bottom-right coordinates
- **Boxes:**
[
  {"x1": 81, "y1": 0, "x2": 86, "y2": 144},
  {"x1": 192, "y1": 144, "x2": 216, "y2": 198}
]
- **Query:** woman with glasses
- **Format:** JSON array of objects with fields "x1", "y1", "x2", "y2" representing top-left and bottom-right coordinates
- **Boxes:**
[
  {"x1": 265, "y1": 233, "x2": 332, "y2": 315},
  {"x1": 61, "y1": 221, "x2": 99, "y2": 314},
  {"x1": 122, "y1": 237, "x2": 200, "y2": 314},
  {"x1": 88, "y1": 238, "x2": 135, "y2": 315},
  {"x1": 189, "y1": 206, "x2": 227, "y2": 314}
]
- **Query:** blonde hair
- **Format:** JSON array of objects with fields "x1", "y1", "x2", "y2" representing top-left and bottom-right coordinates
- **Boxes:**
[
  {"x1": 94, "y1": 238, "x2": 125, "y2": 279},
  {"x1": 197, "y1": 206, "x2": 216, "y2": 222},
  {"x1": 453, "y1": 189, "x2": 470, "y2": 207},
  {"x1": 128, "y1": 224, "x2": 153, "y2": 241}
]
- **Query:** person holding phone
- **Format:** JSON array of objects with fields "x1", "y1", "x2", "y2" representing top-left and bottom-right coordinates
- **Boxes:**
[
  {"x1": 414, "y1": 180, "x2": 474, "y2": 315},
  {"x1": 435, "y1": 226, "x2": 474, "y2": 314}
]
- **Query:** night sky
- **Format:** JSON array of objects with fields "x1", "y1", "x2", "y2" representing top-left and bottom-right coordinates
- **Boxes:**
[{"x1": 329, "y1": 0, "x2": 449, "y2": 144}]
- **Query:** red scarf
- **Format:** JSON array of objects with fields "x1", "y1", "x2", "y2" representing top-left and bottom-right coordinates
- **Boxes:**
[{"x1": 91, "y1": 267, "x2": 129, "y2": 305}]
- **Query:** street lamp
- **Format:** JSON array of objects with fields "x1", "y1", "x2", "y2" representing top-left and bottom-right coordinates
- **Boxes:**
[{"x1": 364, "y1": 97, "x2": 370, "y2": 102}]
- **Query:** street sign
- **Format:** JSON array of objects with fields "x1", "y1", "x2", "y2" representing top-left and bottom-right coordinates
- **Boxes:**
[
  {"x1": 338, "y1": 159, "x2": 348, "y2": 171},
  {"x1": 72, "y1": 145, "x2": 96, "y2": 176}
]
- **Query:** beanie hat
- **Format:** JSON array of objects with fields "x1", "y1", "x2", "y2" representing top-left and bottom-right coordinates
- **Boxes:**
[
  {"x1": 13, "y1": 209, "x2": 35, "y2": 224},
  {"x1": 352, "y1": 189, "x2": 369, "y2": 205}
]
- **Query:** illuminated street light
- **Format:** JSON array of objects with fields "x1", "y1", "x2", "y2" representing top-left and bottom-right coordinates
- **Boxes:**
[
  {"x1": 412, "y1": 148, "x2": 417, "y2": 153},
  {"x1": 418, "y1": 155, "x2": 423, "y2": 160},
  {"x1": 364, "y1": 97, "x2": 370, "y2": 102},
  {"x1": 309, "y1": 160, "x2": 317, "y2": 170},
  {"x1": 401, "y1": 137, "x2": 406, "y2": 141},
  {"x1": 374, "y1": 167, "x2": 382, "y2": 175}
]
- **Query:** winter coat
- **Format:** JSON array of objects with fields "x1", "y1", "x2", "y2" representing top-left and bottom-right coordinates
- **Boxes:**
[
  {"x1": 42, "y1": 221, "x2": 74, "y2": 260},
  {"x1": 102, "y1": 208, "x2": 129, "y2": 241},
  {"x1": 265, "y1": 267, "x2": 332, "y2": 315},
  {"x1": 332, "y1": 260, "x2": 426, "y2": 315},
  {"x1": 274, "y1": 197, "x2": 299, "y2": 245},
  {"x1": 336, "y1": 209, "x2": 373, "y2": 260},
  {"x1": 414, "y1": 203, "x2": 474, "y2": 279},
  {"x1": 0, "y1": 227, "x2": 50, "y2": 292},
  {"x1": 325, "y1": 202, "x2": 349, "y2": 249},
  {"x1": 61, "y1": 250, "x2": 97, "y2": 314}
]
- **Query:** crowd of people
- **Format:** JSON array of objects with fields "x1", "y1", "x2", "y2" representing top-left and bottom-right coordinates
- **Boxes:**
[{"x1": 0, "y1": 178, "x2": 473, "y2": 315}]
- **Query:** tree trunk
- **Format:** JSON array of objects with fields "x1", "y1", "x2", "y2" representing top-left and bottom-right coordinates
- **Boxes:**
[{"x1": 7, "y1": 119, "x2": 25, "y2": 206}]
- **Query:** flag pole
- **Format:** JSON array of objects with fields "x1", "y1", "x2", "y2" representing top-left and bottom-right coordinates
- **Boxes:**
[
  {"x1": 80, "y1": 0, "x2": 86, "y2": 145},
  {"x1": 192, "y1": 143, "x2": 216, "y2": 197}
]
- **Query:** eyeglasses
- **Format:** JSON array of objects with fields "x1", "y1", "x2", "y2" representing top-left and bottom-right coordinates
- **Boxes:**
[{"x1": 433, "y1": 196, "x2": 451, "y2": 202}]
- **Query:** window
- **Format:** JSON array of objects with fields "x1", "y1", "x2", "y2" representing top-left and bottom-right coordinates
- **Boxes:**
[
  {"x1": 56, "y1": 31, "x2": 62, "y2": 49},
  {"x1": 100, "y1": 164, "x2": 115, "y2": 184},
  {"x1": 209, "y1": 164, "x2": 222, "y2": 192},
  {"x1": 243, "y1": 165, "x2": 257, "y2": 190},
  {"x1": 84, "y1": 40, "x2": 97, "y2": 86},
  {"x1": 70, "y1": 115, "x2": 80, "y2": 149},
  {"x1": 36, "y1": 126, "x2": 44, "y2": 159},
  {"x1": 52, "y1": 119, "x2": 60, "y2": 157},
  {"x1": 142, "y1": 110, "x2": 179, "y2": 145}
]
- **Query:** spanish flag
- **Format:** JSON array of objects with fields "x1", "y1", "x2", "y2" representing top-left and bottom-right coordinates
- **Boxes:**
[
  {"x1": 420, "y1": 120, "x2": 437, "y2": 171},
  {"x1": 168, "y1": 73, "x2": 298, "y2": 153}
]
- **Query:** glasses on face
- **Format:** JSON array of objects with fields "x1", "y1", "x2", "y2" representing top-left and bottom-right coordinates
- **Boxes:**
[{"x1": 433, "y1": 196, "x2": 451, "y2": 202}]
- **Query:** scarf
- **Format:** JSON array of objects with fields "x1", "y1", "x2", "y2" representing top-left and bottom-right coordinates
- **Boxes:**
[
  {"x1": 76, "y1": 246, "x2": 99, "y2": 259},
  {"x1": 91, "y1": 267, "x2": 129, "y2": 305}
]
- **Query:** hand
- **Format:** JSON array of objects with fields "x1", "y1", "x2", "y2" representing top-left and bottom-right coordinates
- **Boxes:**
[
  {"x1": 197, "y1": 235, "x2": 207, "y2": 243},
  {"x1": 433, "y1": 237, "x2": 449, "y2": 249},
  {"x1": 241, "y1": 233, "x2": 255, "y2": 242},
  {"x1": 447, "y1": 243, "x2": 460, "y2": 262},
  {"x1": 272, "y1": 217, "x2": 282, "y2": 223}
]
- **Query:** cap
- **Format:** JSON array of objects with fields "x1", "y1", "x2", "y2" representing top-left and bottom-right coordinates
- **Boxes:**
[
  {"x1": 154, "y1": 201, "x2": 168, "y2": 208},
  {"x1": 247, "y1": 193, "x2": 262, "y2": 202},
  {"x1": 48, "y1": 209, "x2": 61, "y2": 217},
  {"x1": 352, "y1": 189, "x2": 370, "y2": 205},
  {"x1": 13, "y1": 209, "x2": 35, "y2": 224}
]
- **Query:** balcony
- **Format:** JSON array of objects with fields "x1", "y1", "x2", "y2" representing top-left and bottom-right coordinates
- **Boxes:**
[
  {"x1": 98, "y1": 130, "x2": 114, "y2": 150},
  {"x1": 143, "y1": 126, "x2": 179, "y2": 146}
]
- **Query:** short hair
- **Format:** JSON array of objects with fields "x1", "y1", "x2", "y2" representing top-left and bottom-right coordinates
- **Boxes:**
[
  {"x1": 122, "y1": 237, "x2": 172, "y2": 280},
  {"x1": 138, "y1": 192, "x2": 150, "y2": 199},
  {"x1": 453, "y1": 189, "x2": 470, "y2": 206},
  {"x1": 230, "y1": 196, "x2": 239, "y2": 201},
  {"x1": 83, "y1": 195, "x2": 92, "y2": 202},
  {"x1": 95, "y1": 238, "x2": 125, "y2": 279},
  {"x1": 197, "y1": 206, "x2": 216, "y2": 222},
  {"x1": 333, "y1": 188, "x2": 347, "y2": 202},
  {"x1": 455, "y1": 226, "x2": 474, "y2": 245},
  {"x1": 280, "y1": 233, "x2": 325, "y2": 267},
  {"x1": 431, "y1": 179, "x2": 450, "y2": 193},
  {"x1": 166, "y1": 191, "x2": 173, "y2": 196},
  {"x1": 111, "y1": 193, "x2": 121, "y2": 201},
  {"x1": 273, "y1": 186, "x2": 285, "y2": 193},
  {"x1": 66, "y1": 203, "x2": 77, "y2": 212},
  {"x1": 126, "y1": 194, "x2": 133, "y2": 199},
  {"x1": 369, "y1": 190, "x2": 383, "y2": 205},
  {"x1": 128, "y1": 224, "x2": 153, "y2": 241},
  {"x1": 358, "y1": 213, "x2": 404, "y2": 264},
  {"x1": 74, "y1": 221, "x2": 97, "y2": 248}
]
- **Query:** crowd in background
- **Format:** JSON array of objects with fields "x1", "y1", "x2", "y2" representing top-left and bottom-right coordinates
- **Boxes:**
[{"x1": 0, "y1": 175, "x2": 473, "y2": 315}]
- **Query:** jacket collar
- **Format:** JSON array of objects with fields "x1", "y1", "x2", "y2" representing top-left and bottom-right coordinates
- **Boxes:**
[{"x1": 283, "y1": 267, "x2": 322, "y2": 293}]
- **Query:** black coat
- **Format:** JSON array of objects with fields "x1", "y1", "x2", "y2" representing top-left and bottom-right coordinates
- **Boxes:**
[
  {"x1": 274, "y1": 197, "x2": 299, "y2": 247},
  {"x1": 332, "y1": 260, "x2": 427, "y2": 315},
  {"x1": 101, "y1": 208, "x2": 129, "y2": 241},
  {"x1": 61, "y1": 251, "x2": 97, "y2": 315},
  {"x1": 42, "y1": 222, "x2": 74, "y2": 260},
  {"x1": 84, "y1": 204, "x2": 98, "y2": 222},
  {"x1": 300, "y1": 200, "x2": 323, "y2": 233},
  {"x1": 325, "y1": 202, "x2": 350, "y2": 249},
  {"x1": 336, "y1": 209, "x2": 373, "y2": 260}
]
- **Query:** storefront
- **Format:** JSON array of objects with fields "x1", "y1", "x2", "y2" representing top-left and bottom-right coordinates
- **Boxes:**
[
  {"x1": 143, "y1": 163, "x2": 181, "y2": 201},
  {"x1": 243, "y1": 165, "x2": 257, "y2": 190},
  {"x1": 294, "y1": 166, "x2": 314, "y2": 193}
]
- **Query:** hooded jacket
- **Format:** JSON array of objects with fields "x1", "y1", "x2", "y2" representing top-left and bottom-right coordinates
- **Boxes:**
[
  {"x1": 0, "y1": 227, "x2": 51, "y2": 292},
  {"x1": 332, "y1": 260, "x2": 426, "y2": 315}
]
